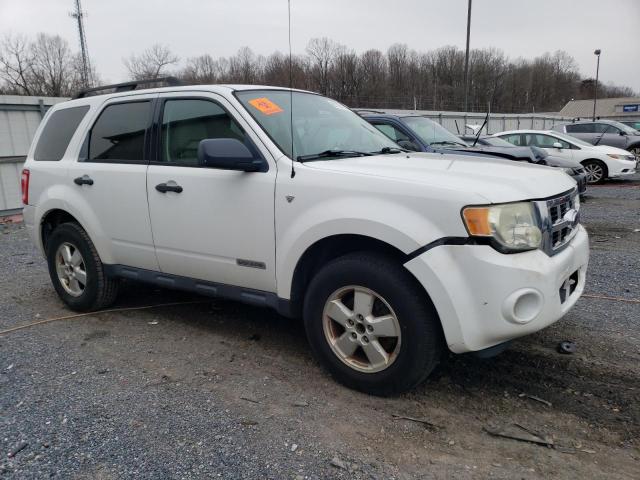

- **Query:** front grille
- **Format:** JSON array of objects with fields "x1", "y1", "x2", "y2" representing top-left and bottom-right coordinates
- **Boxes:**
[{"x1": 537, "y1": 189, "x2": 580, "y2": 255}]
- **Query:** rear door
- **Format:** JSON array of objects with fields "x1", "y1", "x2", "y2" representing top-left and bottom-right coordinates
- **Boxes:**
[
  {"x1": 145, "y1": 92, "x2": 276, "y2": 292},
  {"x1": 67, "y1": 94, "x2": 159, "y2": 271},
  {"x1": 565, "y1": 123, "x2": 597, "y2": 144}
]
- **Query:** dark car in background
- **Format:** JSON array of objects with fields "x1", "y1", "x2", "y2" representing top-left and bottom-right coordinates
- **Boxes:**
[
  {"x1": 552, "y1": 120, "x2": 640, "y2": 158},
  {"x1": 358, "y1": 112, "x2": 587, "y2": 194}
]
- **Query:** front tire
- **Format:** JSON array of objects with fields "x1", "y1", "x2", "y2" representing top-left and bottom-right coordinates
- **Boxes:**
[
  {"x1": 303, "y1": 252, "x2": 443, "y2": 396},
  {"x1": 582, "y1": 159, "x2": 607, "y2": 184},
  {"x1": 46, "y1": 222, "x2": 119, "y2": 312},
  {"x1": 628, "y1": 145, "x2": 640, "y2": 161}
]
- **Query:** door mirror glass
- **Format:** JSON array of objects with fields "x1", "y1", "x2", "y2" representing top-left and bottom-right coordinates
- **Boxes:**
[
  {"x1": 197, "y1": 138, "x2": 265, "y2": 172},
  {"x1": 397, "y1": 139, "x2": 421, "y2": 151},
  {"x1": 552, "y1": 142, "x2": 563, "y2": 149}
]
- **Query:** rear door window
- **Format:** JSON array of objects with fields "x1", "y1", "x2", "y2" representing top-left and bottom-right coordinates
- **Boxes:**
[
  {"x1": 500, "y1": 134, "x2": 523, "y2": 146},
  {"x1": 33, "y1": 106, "x2": 90, "y2": 161},
  {"x1": 372, "y1": 123, "x2": 411, "y2": 142},
  {"x1": 565, "y1": 124, "x2": 594, "y2": 133},
  {"x1": 88, "y1": 101, "x2": 152, "y2": 163}
]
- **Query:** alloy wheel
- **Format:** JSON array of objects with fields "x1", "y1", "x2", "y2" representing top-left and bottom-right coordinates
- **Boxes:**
[
  {"x1": 322, "y1": 285, "x2": 401, "y2": 373},
  {"x1": 583, "y1": 163, "x2": 604, "y2": 184},
  {"x1": 55, "y1": 242, "x2": 87, "y2": 297}
]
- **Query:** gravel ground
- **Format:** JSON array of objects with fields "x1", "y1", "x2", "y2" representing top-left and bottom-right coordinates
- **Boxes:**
[{"x1": 0, "y1": 175, "x2": 639, "y2": 479}]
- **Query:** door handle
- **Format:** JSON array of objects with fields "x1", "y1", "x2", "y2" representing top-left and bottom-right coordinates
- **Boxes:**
[
  {"x1": 155, "y1": 182, "x2": 183, "y2": 193},
  {"x1": 73, "y1": 175, "x2": 94, "y2": 186}
]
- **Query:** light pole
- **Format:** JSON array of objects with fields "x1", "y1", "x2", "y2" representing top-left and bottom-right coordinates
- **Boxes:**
[
  {"x1": 592, "y1": 49, "x2": 601, "y2": 121},
  {"x1": 463, "y1": 0, "x2": 472, "y2": 112}
]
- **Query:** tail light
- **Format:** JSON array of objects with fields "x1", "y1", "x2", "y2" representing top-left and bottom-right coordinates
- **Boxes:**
[{"x1": 21, "y1": 169, "x2": 30, "y2": 205}]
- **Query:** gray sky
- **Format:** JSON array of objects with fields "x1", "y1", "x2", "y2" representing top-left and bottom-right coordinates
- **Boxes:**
[{"x1": 1, "y1": 0, "x2": 639, "y2": 92}]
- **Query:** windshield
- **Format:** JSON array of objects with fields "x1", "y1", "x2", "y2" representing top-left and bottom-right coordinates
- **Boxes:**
[
  {"x1": 235, "y1": 90, "x2": 397, "y2": 159},
  {"x1": 550, "y1": 131, "x2": 594, "y2": 147},
  {"x1": 402, "y1": 117, "x2": 467, "y2": 147},
  {"x1": 481, "y1": 136, "x2": 514, "y2": 147}
]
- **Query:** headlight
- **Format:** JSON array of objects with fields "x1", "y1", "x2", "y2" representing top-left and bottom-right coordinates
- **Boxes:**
[
  {"x1": 462, "y1": 202, "x2": 542, "y2": 252},
  {"x1": 560, "y1": 167, "x2": 574, "y2": 175},
  {"x1": 607, "y1": 153, "x2": 632, "y2": 160}
]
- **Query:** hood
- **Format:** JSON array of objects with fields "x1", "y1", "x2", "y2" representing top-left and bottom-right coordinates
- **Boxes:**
[
  {"x1": 593, "y1": 144, "x2": 636, "y2": 156},
  {"x1": 304, "y1": 152, "x2": 576, "y2": 204},
  {"x1": 543, "y1": 155, "x2": 582, "y2": 169},
  {"x1": 443, "y1": 145, "x2": 535, "y2": 162}
]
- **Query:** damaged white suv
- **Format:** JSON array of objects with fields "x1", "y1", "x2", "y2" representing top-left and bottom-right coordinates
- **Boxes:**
[{"x1": 22, "y1": 82, "x2": 589, "y2": 395}]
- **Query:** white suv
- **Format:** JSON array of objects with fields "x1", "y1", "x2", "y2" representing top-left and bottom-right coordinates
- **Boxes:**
[{"x1": 21, "y1": 82, "x2": 589, "y2": 395}]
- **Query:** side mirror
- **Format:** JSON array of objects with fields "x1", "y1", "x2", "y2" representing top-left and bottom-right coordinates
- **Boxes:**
[
  {"x1": 619, "y1": 130, "x2": 626, "y2": 136},
  {"x1": 197, "y1": 138, "x2": 265, "y2": 172},
  {"x1": 552, "y1": 142, "x2": 563, "y2": 149},
  {"x1": 397, "y1": 139, "x2": 421, "y2": 151}
]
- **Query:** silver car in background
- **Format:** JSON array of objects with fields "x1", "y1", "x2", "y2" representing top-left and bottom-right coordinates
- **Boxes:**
[{"x1": 552, "y1": 120, "x2": 640, "y2": 158}]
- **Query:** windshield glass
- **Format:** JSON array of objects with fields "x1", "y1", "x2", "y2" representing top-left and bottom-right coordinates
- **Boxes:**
[
  {"x1": 551, "y1": 131, "x2": 594, "y2": 147},
  {"x1": 481, "y1": 136, "x2": 514, "y2": 147},
  {"x1": 235, "y1": 90, "x2": 397, "y2": 159},
  {"x1": 402, "y1": 117, "x2": 467, "y2": 147}
]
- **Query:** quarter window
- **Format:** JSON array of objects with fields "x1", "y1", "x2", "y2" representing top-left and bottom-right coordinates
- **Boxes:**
[
  {"x1": 34, "y1": 106, "x2": 90, "y2": 161},
  {"x1": 88, "y1": 101, "x2": 151, "y2": 162},
  {"x1": 160, "y1": 99, "x2": 246, "y2": 166}
]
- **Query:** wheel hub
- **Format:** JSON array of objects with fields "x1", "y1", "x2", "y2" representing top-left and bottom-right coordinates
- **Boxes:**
[
  {"x1": 322, "y1": 286, "x2": 401, "y2": 373},
  {"x1": 55, "y1": 242, "x2": 87, "y2": 297}
]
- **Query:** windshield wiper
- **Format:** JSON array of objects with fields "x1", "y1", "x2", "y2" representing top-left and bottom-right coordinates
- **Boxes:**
[
  {"x1": 369, "y1": 147, "x2": 407, "y2": 154},
  {"x1": 430, "y1": 141, "x2": 467, "y2": 147},
  {"x1": 297, "y1": 149, "x2": 374, "y2": 162}
]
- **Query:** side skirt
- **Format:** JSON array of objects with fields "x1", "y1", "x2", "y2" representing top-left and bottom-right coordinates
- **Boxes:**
[{"x1": 103, "y1": 265, "x2": 295, "y2": 318}]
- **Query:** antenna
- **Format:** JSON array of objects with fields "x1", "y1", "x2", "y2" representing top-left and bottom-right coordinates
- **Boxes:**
[
  {"x1": 70, "y1": 0, "x2": 91, "y2": 88},
  {"x1": 288, "y1": 0, "x2": 296, "y2": 178}
]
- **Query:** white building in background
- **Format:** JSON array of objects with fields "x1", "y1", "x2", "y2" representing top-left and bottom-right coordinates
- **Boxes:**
[
  {"x1": 559, "y1": 97, "x2": 640, "y2": 121},
  {"x1": 0, "y1": 95, "x2": 67, "y2": 214}
]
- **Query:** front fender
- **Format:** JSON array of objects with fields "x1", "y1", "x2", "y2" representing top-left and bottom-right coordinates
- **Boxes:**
[{"x1": 276, "y1": 195, "x2": 451, "y2": 299}]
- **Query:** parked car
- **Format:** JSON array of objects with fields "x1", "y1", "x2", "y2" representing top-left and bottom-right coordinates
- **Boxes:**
[
  {"x1": 22, "y1": 81, "x2": 589, "y2": 395},
  {"x1": 494, "y1": 129, "x2": 637, "y2": 184},
  {"x1": 459, "y1": 135, "x2": 587, "y2": 194},
  {"x1": 552, "y1": 120, "x2": 640, "y2": 158},
  {"x1": 359, "y1": 112, "x2": 535, "y2": 160},
  {"x1": 620, "y1": 120, "x2": 640, "y2": 131}
]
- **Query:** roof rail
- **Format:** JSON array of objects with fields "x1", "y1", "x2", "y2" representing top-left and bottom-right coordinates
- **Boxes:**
[
  {"x1": 73, "y1": 76, "x2": 184, "y2": 99},
  {"x1": 353, "y1": 108, "x2": 386, "y2": 115}
]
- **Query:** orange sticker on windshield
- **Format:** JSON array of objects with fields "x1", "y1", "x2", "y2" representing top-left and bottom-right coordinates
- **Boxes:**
[{"x1": 248, "y1": 97, "x2": 284, "y2": 115}]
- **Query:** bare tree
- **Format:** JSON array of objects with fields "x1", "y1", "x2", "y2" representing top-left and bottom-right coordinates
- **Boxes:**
[
  {"x1": 124, "y1": 44, "x2": 179, "y2": 80},
  {"x1": 181, "y1": 54, "x2": 223, "y2": 84},
  {"x1": 30, "y1": 34, "x2": 78, "y2": 96},
  {"x1": 306, "y1": 37, "x2": 339, "y2": 95},
  {"x1": 0, "y1": 34, "x2": 35, "y2": 95}
]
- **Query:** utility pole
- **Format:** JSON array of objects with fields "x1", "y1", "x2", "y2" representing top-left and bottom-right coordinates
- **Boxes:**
[
  {"x1": 463, "y1": 0, "x2": 472, "y2": 112},
  {"x1": 592, "y1": 49, "x2": 601, "y2": 121},
  {"x1": 70, "y1": 0, "x2": 91, "y2": 88}
]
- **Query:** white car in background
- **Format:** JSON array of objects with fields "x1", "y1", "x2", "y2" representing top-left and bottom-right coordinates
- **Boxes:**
[{"x1": 494, "y1": 130, "x2": 637, "y2": 184}]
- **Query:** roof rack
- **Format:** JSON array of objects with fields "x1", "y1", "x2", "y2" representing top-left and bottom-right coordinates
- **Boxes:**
[
  {"x1": 73, "y1": 76, "x2": 184, "y2": 99},
  {"x1": 353, "y1": 108, "x2": 387, "y2": 115}
]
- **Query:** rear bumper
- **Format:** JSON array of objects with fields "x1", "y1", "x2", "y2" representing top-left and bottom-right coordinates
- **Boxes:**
[
  {"x1": 22, "y1": 204, "x2": 42, "y2": 255},
  {"x1": 404, "y1": 226, "x2": 589, "y2": 353}
]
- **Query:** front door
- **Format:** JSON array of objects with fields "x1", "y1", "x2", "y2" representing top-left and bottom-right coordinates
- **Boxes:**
[
  {"x1": 146, "y1": 93, "x2": 277, "y2": 292},
  {"x1": 523, "y1": 133, "x2": 575, "y2": 161}
]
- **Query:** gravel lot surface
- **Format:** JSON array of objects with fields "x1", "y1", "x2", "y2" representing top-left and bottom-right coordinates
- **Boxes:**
[{"x1": 1, "y1": 175, "x2": 639, "y2": 479}]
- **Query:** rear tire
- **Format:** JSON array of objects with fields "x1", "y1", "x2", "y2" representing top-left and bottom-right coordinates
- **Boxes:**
[
  {"x1": 581, "y1": 159, "x2": 607, "y2": 184},
  {"x1": 46, "y1": 222, "x2": 119, "y2": 312},
  {"x1": 303, "y1": 252, "x2": 443, "y2": 396}
]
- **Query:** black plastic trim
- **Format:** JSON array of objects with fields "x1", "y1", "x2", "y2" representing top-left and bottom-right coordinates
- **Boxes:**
[
  {"x1": 103, "y1": 265, "x2": 293, "y2": 316},
  {"x1": 406, "y1": 237, "x2": 473, "y2": 261}
]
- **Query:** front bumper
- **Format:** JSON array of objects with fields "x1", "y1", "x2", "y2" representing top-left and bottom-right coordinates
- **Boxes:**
[
  {"x1": 608, "y1": 159, "x2": 637, "y2": 178},
  {"x1": 404, "y1": 225, "x2": 589, "y2": 353}
]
